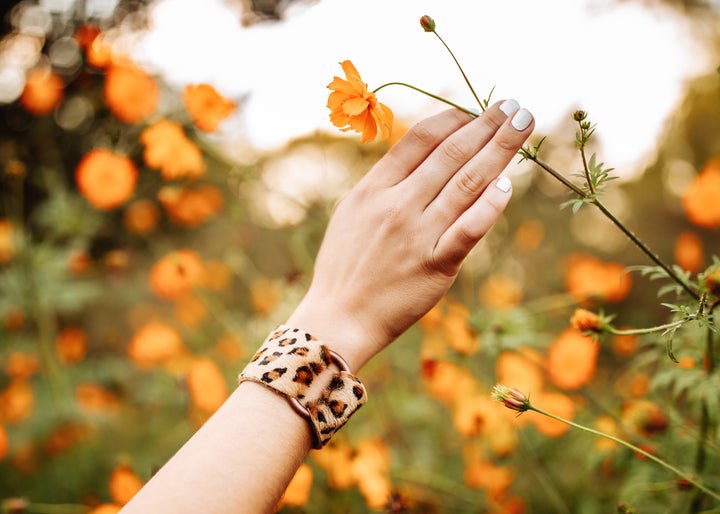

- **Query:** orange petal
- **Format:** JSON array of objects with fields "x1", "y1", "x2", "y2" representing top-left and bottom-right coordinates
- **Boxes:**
[
  {"x1": 360, "y1": 113, "x2": 377, "y2": 143},
  {"x1": 342, "y1": 97, "x2": 369, "y2": 116}
]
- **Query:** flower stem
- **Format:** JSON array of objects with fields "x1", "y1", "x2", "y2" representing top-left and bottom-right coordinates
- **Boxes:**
[
  {"x1": 430, "y1": 30, "x2": 486, "y2": 112},
  {"x1": 372, "y1": 82, "x2": 477, "y2": 117},
  {"x1": 606, "y1": 318, "x2": 690, "y2": 336},
  {"x1": 527, "y1": 405, "x2": 720, "y2": 503}
]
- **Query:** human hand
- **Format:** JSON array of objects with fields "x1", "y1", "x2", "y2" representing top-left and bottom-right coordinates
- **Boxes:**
[{"x1": 286, "y1": 100, "x2": 534, "y2": 371}]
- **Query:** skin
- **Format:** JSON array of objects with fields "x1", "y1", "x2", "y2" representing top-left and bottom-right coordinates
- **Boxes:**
[{"x1": 121, "y1": 101, "x2": 534, "y2": 514}]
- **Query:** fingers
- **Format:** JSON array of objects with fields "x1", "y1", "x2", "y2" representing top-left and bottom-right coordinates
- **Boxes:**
[
  {"x1": 361, "y1": 108, "x2": 473, "y2": 189},
  {"x1": 397, "y1": 100, "x2": 518, "y2": 204},
  {"x1": 433, "y1": 176, "x2": 513, "y2": 272},
  {"x1": 421, "y1": 104, "x2": 533, "y2": 233}
]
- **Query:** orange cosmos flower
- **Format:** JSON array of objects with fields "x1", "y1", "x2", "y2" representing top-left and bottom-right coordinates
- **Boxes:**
[
  {"x1": 4, "y1": 353, "x2": 39, "y2": 379},
  {"x1": 277, "y1": 463, "x2": 313, "y2": 508},
  {"x1": 495, "y1": 349, "x2": 545, "y2": 394},
  {"x1": 109, "y1": 464, "x2": 144, "y2": 506},
  {"x1": 174, "y1": 294, "x2": 207, "y2": 328},
  {"x1": 546, "y1": 328, "x2": 599, "y2": 390},
  {"x1": 20, "y1": 67, "x2": 64, "y2": 115},
  {"x1": 140, "y1": 119, "x2": 205, "y2": 180},
  {"x1": 612, "y1": 332, "x2": 637, "y2": 357},
  {"x1": 183, "y1": 84, "x2": 236, "y2": 133},
  {"x1": 86, "y1": 32, "x2": 113, "y2": 69},
  {"x1": 157, "y1": 185, "x2": 223, "y2": 226},
  {"x1": 75, "y1": 149, "x2": 137, "y2": 210},
  {"x1": 422, "y1": 359, "x2": 477, "y2": 405},
  {"x1": 674, "y1": 231, "x2": 703, "y2": 273},
  {"x1": 187, "y1": 358, "x2": 228, "y2": 414},
  {"x1": 683, "y1": 158, "x2": 720, "y2": 228},
  {"x1": 569, "y1": 308, "x2": 602, "y2": 333},
  {"x1": 105, "y1": 62, "x2": 158, "y2": 123},
  {"x1": 0, "y1": 425, "x2": 8, "y2": 462},
  {"x1": 564, "y1": 253, "x2": 631, "y2": 304},
  {"x1": 327, "y1": 60, "x2": 394, "y2": 143},
  {"x1": 75, "y1": 382, "x2": 119, "y2": 413},
  {"x1": 123, "y1": 199, "x2": 161, "y2": 234},
  {"x1": 149, "y1": 249, "x2": 205, "y2": 300},
  {"x1": 0, "y1": 379, "x2": 34, "y2": 423},
  {"x1": 55, "y1": 327, "x2": 87, "y2": 364},
  {"x1": 479, "y1": 274, "x2": 523, "y2": 310},
  {"x1": 250, "y1": 278, "x2": 281, "y2": 316},
  {"x1": 127, "y1": 321, "x2": 184, "y2": 367},
  {"x1": 442, "y1": 301, "x2": 479, "y2": 355},
  {"x1": 463, "y1": 460, "x2": 514, "y2": 501}
]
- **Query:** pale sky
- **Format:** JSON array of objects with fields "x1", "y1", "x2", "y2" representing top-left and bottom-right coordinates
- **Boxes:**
[{"x1": 135, "y1": 0, "x2": 712, "y2": 176}]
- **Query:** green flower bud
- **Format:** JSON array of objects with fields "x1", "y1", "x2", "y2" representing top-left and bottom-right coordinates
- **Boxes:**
[{"x1": 419, "y1": 15, "x2": 436, "y2": 32}]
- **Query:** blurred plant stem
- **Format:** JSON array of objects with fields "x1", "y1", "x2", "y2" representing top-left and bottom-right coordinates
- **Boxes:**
[
  {"x1": 372, "y1": 82, "x2": 478, "y2": 117},
  {"x1": 527, "y1": 405, "x2": 720, "y2": 503}
]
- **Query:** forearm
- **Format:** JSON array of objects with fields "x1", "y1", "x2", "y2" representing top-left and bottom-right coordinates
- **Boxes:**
[{"x1": 121, "y1": 381, "x2": 313, "y2": 514}]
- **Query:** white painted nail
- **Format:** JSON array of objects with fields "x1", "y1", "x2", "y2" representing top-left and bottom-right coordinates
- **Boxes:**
[
  {"x1": 512, "y1": 108, "x2": 533, "y2": 131},
  {"x1": 499, "y1": 99, "x2": 520, "y2": 117},
  {"x1": 496, "y1": 176, "x2": 512, "y2": 193}
]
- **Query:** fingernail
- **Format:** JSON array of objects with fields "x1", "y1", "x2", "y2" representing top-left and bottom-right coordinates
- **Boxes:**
[
  {"x1": 512, "y1": 108, "x2": 533, "y2": 131},
  {"x1": 499, "y1": 99, "x2": 520, "y2": 117},
  {"x1": 496, "y1": 176, "x2": 512, "y2": 193}
]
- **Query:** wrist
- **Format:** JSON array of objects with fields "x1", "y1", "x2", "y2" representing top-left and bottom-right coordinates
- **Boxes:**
[{"x1": 284, "y1": 296, "x2": 382, "y2": 373}]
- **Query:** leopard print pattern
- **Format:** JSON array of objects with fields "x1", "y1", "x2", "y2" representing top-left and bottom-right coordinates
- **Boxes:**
[{"x1": 238, "y1": 326, "x2": 367, "y2": 448}]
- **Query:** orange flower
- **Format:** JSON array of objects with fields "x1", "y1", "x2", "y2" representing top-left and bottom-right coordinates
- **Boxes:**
[
  {"x1": 250, "y1": 278, "x2": 281, "y2": 316},
  {"x1": 127, "y1": 321, "x2": 184, "y2": 367},
  {"x1": 19, "y1": 67, "x2": 64, "y2": 115},
  {"x1": 104, "y1": 62, "x2": 158, "y2": 123},
  {"x1": 174, "y1": 294, "x2": 207, "y2": 328},
  {"x1": 109, "y1": 464, "x2": 144, "y2": 506},
  {"x1": 569, "y1": 308, "x2": 602, "y2": 333},
  {"x1": 4, "y1": 353, "x2": 39, "y2": 379},
  {"x1": 621, "y1": 400, "x2": 668, "y2": 437},
  {"x1": 422, "y1": 359, "x2": 477, "y2": 405},
  {"x1": 183, "y1": 84, "x2": 236, "y2": 133},
  {"x1": 0, "y1": 424, "x2": 8, "y2": 462},
  {"x1": 479, "y1": 274, "x2": 523, "y2": 310},
  {"x1": 75, "y1": 383, "x2": 119, "y2": 413},
  {"x1": 55, "y1": 327, "x2": 87, "y2": 364},
  {"x1": 594, "y1": 415, "x2": 619, "y2": 451},
  {"x1": 683, "y1": 158, "x2": 720, "y2": 228},
  {"x1": 88, "y1": 505, "x2": 121, "y2": 514},
  {"x1": 564, "y1": 253, "x2": 631, "y2": 303},
  {"x1": 157, "y1": 185, "x2": 223, "y2": 226},
  {"x1": 214, "y1": 333, "x2": 247, "y2": 362},
  {"x1": 546, "y1": 328, "x2": 599, "y2": 390},
  {"x1": 277, "y1": 463, "x2": 313, "y2": 508},
  {"x1": 75, "y1": 149, "x2": 137, "y2": 210},
  {"x1": 204, "y1": 260, "x2": 233, "y2": 291},
  {"x1": 1, "y1": 308, "x2": 24, "y2": 331},
  {"x1": 0, "y1": 379, "x2": 34, "y2": 423},
  {"x1": 495, "y1": 349, "x2": 544, "y2": 394},
  {"x1": 442, "y1": 301, "x2": 478, "y2": 355},
  {"x1": 351, "y1": 438, "x2": 392, "y2": 509},
  {"x1": 74, "y1": 24, "x2": 101, "y2": 50},
  {"x1": 612, "y1": 332, "x2": 637, "y2": 357},
  {"x1": 312, "y1": 440, "x2": 356, "y2": 489},
  {"x1": 463, "y1": 460, "x2": 514, "y2": 501},
  {"x1": 187, "y1": 358, "x2": 228, "y2": 414},
  {"x1": 140, "y1": 119, "x2": 205, "y2": 180},
  {"x1": 327, "y1": 61, "x2": 394, "y2": 143},
  {"x1": 149, "y1": 249, "x2": 205, "y2": 300},
  {"x1": 528, "y1": 391, "x2": 574, "y2": 438},
  {"x1": 86, "y1": 32, "x2": 113, "y2": 69},
  {"x1": 0, "y1": 219, "x2": 17, "y2": 264},
  {"x1": 123, "y1": 199, "x2": 161, "y2": 234},
  {"x1": 674, "y1": 231, "x2": 703, "y2": 273}
]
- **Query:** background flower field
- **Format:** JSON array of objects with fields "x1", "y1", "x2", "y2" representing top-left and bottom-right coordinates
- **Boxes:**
[{"x1": 1, "y1": 0, "x2": 720, "y2": 512}]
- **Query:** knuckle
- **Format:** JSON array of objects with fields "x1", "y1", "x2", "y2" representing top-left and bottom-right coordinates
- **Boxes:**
[
  {"x1": 440, "y1": 139, "x2": 470, "y2": 166},
  {"x1": 454, "y1": 169, "x2": 485, "y2": 196},
  {"x1": 407, "y1": 121, "x2": 438, "y2": 148},
  {"x1": 492, "y1": 133, "x2": 521, "y2": 153}
]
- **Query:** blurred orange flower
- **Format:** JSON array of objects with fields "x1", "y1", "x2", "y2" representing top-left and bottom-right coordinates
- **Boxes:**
[
  {"x1": 564, "y1": 253, "x2": 631, "y2": 303},
  {"x1": 250, "y1": 278, "x2": 281, "y2": 316},
  {"x1": 75, "y1": 383, "x2": 119, "y2": 413},
  {"x1": 174, "y1": 294, "x2": 207, "y2": 328},
  {"x1": 495, "y1": 349, "x2": 544, "y2": 394},
  {"x1": 55, "y1": 327, "x2": 87, "y2": 364},
  {"x1": 569, "y1": 308, "x2": 601, "y2": 333},
  {"x1": 463, "y1": 460, "x2": 514, "y2": 501},
  {"x1": 140, "y1": 119, "x2": 205, "y2": 180},
  {"x1": 188, "y1": 358, "x2": 228, "y2": 414},
  {"x1": 109, "y1": 464, "x2": 144, "y2": 506},
  {"x1": 621, "y1": 400, "x2": 668, "y2": 437},
  {"x1": 127, "y1": 321, "x2": 184, "y2": 368},
  {"x1": 312, "y1": 441, "x2": 356, "y2": 489},
  {"x1": 86, "y1": 32, "x2": 114, "y2": 69},
  {"x1": 149, "y1": 249, "x2": 205, "y2": 300},
  {"x1": 4, "y1": 353, "x2": 39, "y2": 380},
  {"x1": 422, "y1": 359, "x2": 477, "y2": 405},
  {"x1": 1, "y1": 308, "x2": 24, "y2": 331},
  {"x1": 479, "y1": 275, "x2": 523, "y2": 310},
  {"x1": 74, "y1": 24, "x2": 101, "y2": 50},
  {"x1": 674, "y1": 231, "x2": 703, "y2": 273},
  {"x1": 204, "y1": 260, "x2": 233, "y2": 291},
  {"x1": 327, "y1": 60, "x2": 394, "y2": 143},
  {"x1": 157, "y1": 185, "x2": 223, "y2": 226},
  {"x1": 678, "y1": 356, "x2": 696, "y2": 369},
  {"x1": 611, "y1": 332, "x2": 637, "y2": 356},
  {"x1": 75, "y1": 149, "x2": 137, "y2": 210},
  {"x1": 277, "y1": 463, "x2": 313, "y2": 508},
  {"x1": 88, "y1": 505, "x2": 121, "y2": 514},
  {"x1": 442, "y1": 301, "x2": 479, "y2": 355},
  {"x1": 546, "y1": 328, "x2": 599, "y2": 390},
  {"x1": 214, "y1": 333, "x2": 247, "y2": 363},
  {"x1": 105, "y1": 62, "x2": 158, "y2": 123},
  {"x1": 123, "y1": 199, "x2": 161, "y2": 234},
  {"x1": 594, "y1": 415, "x2": 619, "y2": 451},
  {"x1": 0, "y1": 425, "x2": 8, "y2": 462},
  {"x1": 0, "y1": 219, "x2": 17, "y2": 264},
  {"x1": 183, "y1": 84, "x2": 236, "y2": 133},
  {"x1": 682, "y1": 158, "x2": 720, "y2": 228},
  {"x1": 351, "y1": 437, "x2": 393, "y2": 509},
  {"x1": 19, "y1": 67, "x2": 64, "y2": 115},
  {"x1": 0, "y1": 379, "x2": 34, "y2": 423},
  {"x1": 528, "y1": 391, "x2": 574, "y2": 438}
]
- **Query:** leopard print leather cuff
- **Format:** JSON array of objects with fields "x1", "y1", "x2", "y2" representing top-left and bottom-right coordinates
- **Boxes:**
[{"x1": 238, "y1": 325, "x2": 367, "y2": 448}]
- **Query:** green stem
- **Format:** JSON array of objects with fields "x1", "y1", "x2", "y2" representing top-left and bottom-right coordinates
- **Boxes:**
[
  {"x1": 372, "y1": 82, "x2": 477, "y2": 117},
  {"x1": 528, "y1": 405, "x2": 720, "y2": 503},
  {"x1": 525, "y1": 155, "x2": 588, "y2": 198},
  {"x1": 606, "y1": 318, "x2": 690, "y2": 336},
  {"x1": 430, "y1": 30, "x2": 485, "y2": 112},
  {"x1": 580, "y1": 144, "x2": 595, "y2": 195}
]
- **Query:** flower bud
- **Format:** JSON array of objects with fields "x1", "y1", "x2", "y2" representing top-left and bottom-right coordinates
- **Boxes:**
[
  {"x1": 491, "y1": 384, "x2": 530, "y2": 413},
  {"x1": 573, "y1": 110, "x2": 587, "y2": 122},
  {"x1": 705, "y1": 268, "x2": 720, "y2": 296},
  {"x1": 570, "y1": 308, "x2": 603, "y2": 333},
  {"x1": 419, "y1": 15, "x2": 436, "y2": 32}
]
